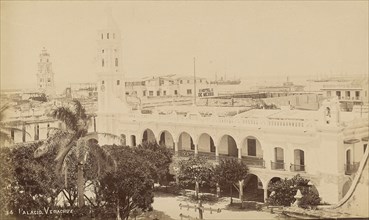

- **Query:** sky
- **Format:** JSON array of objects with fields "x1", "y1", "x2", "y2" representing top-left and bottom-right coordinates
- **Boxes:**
[{"x1": 1, "y1": 1, "x2": 368, "y2": 90}]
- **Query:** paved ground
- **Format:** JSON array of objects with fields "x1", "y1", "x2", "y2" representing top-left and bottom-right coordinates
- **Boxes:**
[{"x1": 152, "y1": 193, "x2": 283, "y2": 220}]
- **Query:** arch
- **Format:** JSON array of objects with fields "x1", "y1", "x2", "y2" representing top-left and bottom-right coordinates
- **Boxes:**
[
  {"x1": 158, "y1": 130, "x2": 175, "y2": 150},
  {"x1": 142, "y1": 129, "x2": 156, "y2": 144},
  {"x1": 272, "y1": 147, "x2": 285, "y2": 170},
  {"x1": 178, "y1": 132, "x2": 194, "y2": 151},
  {"x1": 197, "y1": 133, "x2": 215, "y2": 153},
  {"x1": 293, "y1": 149, "x2": 305, "y2": 171},
  {"x1": 241, "y1": 136, "x2": 263, "y2": 158},
  {"x1": 267, "y1": 177, "x2": 282, "y2": 191},
  {"x1": 120, "y1": 134, "x2": 126, "y2": 146},
  {"x1": 243, "y1": 174, "x2": 264, "y2": 202},
  {"x1": 218, "y1": 134, "x2": 238, "y2": 157}
]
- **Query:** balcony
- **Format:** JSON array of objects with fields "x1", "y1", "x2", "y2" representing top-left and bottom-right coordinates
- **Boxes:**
[
  {"x1": 241, "y1": 156, "x2": 265, "y2": 168},
  {"x1": 271, "y1": 161, "x2": 285, "y2": 170},
  {"x1": 345, "y1": 163, "x2": 360, "y2": 175},
  {"x1": 290, "y1": 163, "x2": 305, "y2": 172},
  {"x1": 177, "y1": 150, "x2": 195, "y2": 158},
  {"x1": 197, "y1": 151, "x2": 217, "y2": 161}
]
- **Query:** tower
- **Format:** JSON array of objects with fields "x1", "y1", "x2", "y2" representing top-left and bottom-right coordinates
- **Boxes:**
[
  {"x1": 96, "y1": 9, "x2": 128, "y2": 114},
  {"x1": 37, "y1": 48, "x2": 55, "y2": 95}
]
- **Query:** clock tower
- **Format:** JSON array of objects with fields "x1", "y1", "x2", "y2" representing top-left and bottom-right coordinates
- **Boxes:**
[
  {"x1": 37, "y1": 48, "x2": 55, "y2": 96},
  {"x1": 96, "y1": 10, "x2": 128, "y2": 114}
]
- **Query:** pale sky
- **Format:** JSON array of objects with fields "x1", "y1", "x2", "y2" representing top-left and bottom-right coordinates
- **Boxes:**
[{"x1": 1, "y1": 1, "x2": 368, "y2": 90}]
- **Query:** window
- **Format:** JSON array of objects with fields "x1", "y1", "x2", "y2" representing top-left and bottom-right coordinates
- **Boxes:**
[
  {"x1": 113, "y1": 33, "x2": 115, "y2": 39},
  {"x1": 163, "y1": 91, "x2": 166, "y2": 96},
  {"x1": 102, "y1": 49, "x2": 104, "y2": 53},
  {"x1": 101, "y1": 33, "x2": 103, "y2": 39},
  {"x1": 174, "y1": 90, "x2": 178, "y2": 95},
  {"x1": 102, "y1": 80, "x2": 105, "y2": 85},
  {"x1": 47, "y1": 59, "x2": 49, "y2": 62},
  {"x1": 355, "y1": 91, "x2": 360, "y2": 98},
  {"x1": 102, "y1": 59, "x2": 104, "y2": 67},
  {"x1": 247, "y1": 139, "x2": 256, "y2": 156},
  {"x1": 149, "y1": 91, "x2": 153, "y2": 96},
  {"x1": 117, "y1": 80, "x2": 120, "y2": 85},
  {"x1": 157, "y1": 91, "x2": 160, "y2": 96},
  {"x1": 187, "y1": 80, "x2": 190, "y2": 83},
  {"x1": 107, "y1": 33, "x2": 109, "y2": 39},
  {"x1": 143, "y1": 91, "x2": 146, "y2": 96},
  {"x1": 336, "y1": 91, "x2": 341, "y2": 97},
  {"x1": 293, "y1": 149, "x2": 305, "y2": 171},
  {"x1": 200, "y1": 79, "x2": 202, "y2": 83},
  {"x1": 187, "y1": 89, "x2": 192, "y2": 95},
  {"x1": 125, "y1": 92, "x2": 129, "y2": 95},
  {"x1": 48, "y1": 78, "x2": 51, "y2": 82},
  {"x1": 180, "y1": 80, "x2": 183, "y2": 84},
  {"x1": 115, "y1": 58, "x2": 118, "y2": 67},
  {"x1": 11, "y1": 129, "x2": 14, "y2": 141}
]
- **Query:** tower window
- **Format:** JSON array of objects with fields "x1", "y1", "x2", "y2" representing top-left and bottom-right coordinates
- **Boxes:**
[
  {"x1": 107, "y1": 33, "x2": 109, "y2": 39},
  {"x1": 102, "y1": 80, "x2": 105, "y2": 85},
  {"x1": 117, "y1": 80, "x2": 120, "y2": 85},
  {"x1": 102, "y1": 59, "x2": 104, "y2": 67},
  {"x1": 115, "y1": 58, "x2": 118, "y2": 67},
  {"x1": 48, "y1": 78, "x2": 51, "y2": 82},
  {"x1": 113, "y1": 33, "x2": 115, "y2": 39},
  {"x1": 47, "y1": 59, "x2": 49, "y2": 62},
  {"x1": 101, "y1": 33, "x2": 103, "y2": 39},
  {"x1": 102, "y1": 49, "x2": 104, "y2": 53}
]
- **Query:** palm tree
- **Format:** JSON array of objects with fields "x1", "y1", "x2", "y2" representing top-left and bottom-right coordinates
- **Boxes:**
[{"x1": 34, "y1": 99, "x2": 117, "y2": 207}]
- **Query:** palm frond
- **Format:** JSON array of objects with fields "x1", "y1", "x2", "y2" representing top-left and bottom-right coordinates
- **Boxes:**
[
  {"x1": 87, "y1": 139, "x2": 117, "y2": 175},
  {"x1": 55, "y1": 139, "x2": 76, "y2": 175},
  {"x1": 71, "y1": 99, "x2": 88, "y2": 120},
  {"x1": 34, "y1": 130, "x2": 73, "y2": 158},
  {"x1": 51, "y1": 107, "x2": 78, "y2": 132},
  {"x1": 85, "y1": 132, "x2": 123, "y2": 143}
]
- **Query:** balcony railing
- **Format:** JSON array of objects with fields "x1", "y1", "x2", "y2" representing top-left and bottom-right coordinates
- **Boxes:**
[
  {"x1": 345, "y1": 163, "x2": 360, "y2": 175},
  {"x1": 271, "y1": 161, "x2": 285, "y2": 170},
  {"x1": 242, "y1": 156, "x2": 265, "y2": 168},
  {"x1": 290, "y1": 163, "x2": 305, "y2": 172},
  {"x1": 197, "y1": 151, "x2": 217, "y2": 161}
]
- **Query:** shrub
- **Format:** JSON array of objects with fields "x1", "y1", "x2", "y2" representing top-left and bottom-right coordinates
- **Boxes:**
[{"x1": 266, "y1": 174, "x2": 320, "y2": 208}]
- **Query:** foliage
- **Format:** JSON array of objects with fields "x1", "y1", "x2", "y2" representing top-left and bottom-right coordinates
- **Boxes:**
[
  {"x1": 267, "y1": 174, "x2": 321, "y2": 207},
  {"x1": 0, "y1": 142, "x2": 63, "y2": 216},
  {"x1": 133, "y1": 142, "x2": 173, "y2": 185},
  {"x1": 213, "y1": 158, "x2": 249, "y2": 204},
  {"x1": 33, "y1": 99, "x2": 118, "y2": 207},
  {"x1": 99, "y1": 145, "x2": 154, "y2": 220},
  {"x1": 177, "y1": 156, "x2": 213, "y2": 200}
]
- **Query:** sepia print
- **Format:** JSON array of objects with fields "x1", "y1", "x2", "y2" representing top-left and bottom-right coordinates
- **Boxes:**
[{"x1": 0, "y1": 1, "x2": 368, "y2": 219}]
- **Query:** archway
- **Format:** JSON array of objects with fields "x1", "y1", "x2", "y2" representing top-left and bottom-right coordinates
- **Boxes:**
[
  {"x1": 243, "y1": 174, "x2": 264, "y2": 202},
  {"x1": 142, "y1": 129, "x2": 156, "y2": 144},
  {"x1": 241, "y1": 136, "x2": 263, "y2": 158},
  {"x1": 218, "y1": 135, "x2": 238, "y2": 157},
  {"x1": 178, "y1": 132, "x2": 194, "y2": 151},
  {"x1": 267, "y1": 177, "x2": 282, "y2": 197},
  {"x1": 198, "y1": 133, "x2": 215, "y2": 153},
  {"x1": 159, "y1": 130, "x2": 174, "y2": 150}
]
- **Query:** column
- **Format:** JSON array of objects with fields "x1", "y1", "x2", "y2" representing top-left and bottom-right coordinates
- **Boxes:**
[
  {"x1": 263, "y1": 187, "x2": 268, "y2": 203},
  {"x1": 215, "y1": 145, "x2": 219, "y2": 161},
  {"x1": 238, "y1": 147, "x2": 242, "y2": 160},
  {"x1": 239, "y1": 180, "x2": 244, "y2": 200},
  {"x1": 175, "y1": 141, "x2": 179, "y2": 156},
  {"x1": 195, "y1": 144, "x2": 198, "y2": 155}
]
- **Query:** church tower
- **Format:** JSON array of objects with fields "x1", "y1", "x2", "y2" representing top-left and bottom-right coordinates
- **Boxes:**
[
  {"x1": 97, "y1": 9, "x2": 128, "y2": 114},
  {"x1": 37, "y1": 48, "x2": 55, "y2": 95}
]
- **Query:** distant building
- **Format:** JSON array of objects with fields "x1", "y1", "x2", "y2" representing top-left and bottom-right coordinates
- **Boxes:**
[
  {"x1": 125, "y1": 75, "x2": 216, "y2": 98},
  {"x1": 37, "y1": 48, "x2": 55, "y2": 96}
]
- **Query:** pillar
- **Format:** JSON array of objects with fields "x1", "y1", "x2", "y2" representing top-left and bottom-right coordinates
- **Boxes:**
[
  {"x1": 215, "y1": 145, "x2": 219, "y2": 161},
  {"x1": 175, "y1": 141, "x2": 179, "y2": 156},
  {"x1": 195, "y1": 144, "x2": 198, "y2": 155},
  {"x1": 263, "y1": 187, "x2": 268, "y2": 203},
  {"x1": 239, "y1": 180, "x2": 244, "y2": 200},
  {"x1": 238, "y1": 147, "x2": 242, "y2": 160}
]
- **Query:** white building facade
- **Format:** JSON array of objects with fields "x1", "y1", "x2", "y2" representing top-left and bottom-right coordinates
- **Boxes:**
[{"x1": 96, "y1": 13, "x2": 369, "y2": 204}]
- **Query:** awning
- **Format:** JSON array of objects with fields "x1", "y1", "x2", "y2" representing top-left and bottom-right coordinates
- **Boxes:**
[{"x1": 344, "y1": 139, "x2": 360, "y2": 144}]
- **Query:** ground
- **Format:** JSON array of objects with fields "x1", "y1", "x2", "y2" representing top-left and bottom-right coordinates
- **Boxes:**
[{"x1": 150, "y1": 191, "x2": 283, "y2": 220}]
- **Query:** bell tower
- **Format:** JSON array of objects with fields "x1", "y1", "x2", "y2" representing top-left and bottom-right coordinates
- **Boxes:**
[
  {"x1": 37, "y1": 47, "x2": 55, "y2": 95},
  {"x1": 97, "y1": 9, "x2": 128, "y2": 114}
]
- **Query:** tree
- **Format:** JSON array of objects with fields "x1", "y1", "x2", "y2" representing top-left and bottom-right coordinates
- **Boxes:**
[
  {"x1": 267, "y1": 174, "x2": 321, "y2": 207},
  {"x1": 177, "y1": 156, "x2": 213, "y2": 200},
  {"x1": 0, "y1": 142, "x2": 63, "y2": 216},
  {"x1": 213, "y1": 159, "x2": 249, "y2": 205},
  {"x1": 100, "y1": 145, "x2": 154, "y2": 220},
  {"x1": 34, "y1": 99, "x2": 117, "y2": 208},
  {"x1": 133, "y1": 142, "x2": 173, "y2": 185}
]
